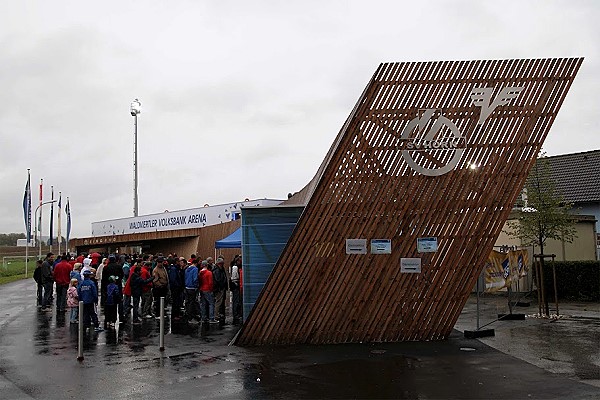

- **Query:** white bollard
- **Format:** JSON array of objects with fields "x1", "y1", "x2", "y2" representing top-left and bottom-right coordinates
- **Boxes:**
[
  {"x1": 77, "y1": 301, "x2": 84, "y2": 361},
  {"x1": 159, "y1": 297, "x2": 165, "y2": 351}
]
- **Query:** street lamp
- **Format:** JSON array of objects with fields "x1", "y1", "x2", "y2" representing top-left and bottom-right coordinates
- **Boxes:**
[
  {"x1": 130, "y1": 98, "x2": 142, "y2": 217},
  {"x1": 35, "y1": 199, "x2": 57, "y2": 260}
]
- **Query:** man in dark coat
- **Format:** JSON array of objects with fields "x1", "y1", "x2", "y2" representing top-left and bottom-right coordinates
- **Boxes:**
[
  {"x1": 41, "y1": 253, "x2": 55, "y2": 311},
  {"x1": 103, "y1": 255, "x2": 125, "y2": 320}
]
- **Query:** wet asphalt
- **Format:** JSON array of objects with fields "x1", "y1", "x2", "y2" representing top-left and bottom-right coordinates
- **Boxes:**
[{"x1": 0, "y1": 279, "x2": 599, "y2": 399}]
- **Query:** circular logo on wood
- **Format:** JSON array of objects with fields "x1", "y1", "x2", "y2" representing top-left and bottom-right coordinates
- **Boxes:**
[{"x1": 399, "y1": 109, "x2": 464, "y2": 176}]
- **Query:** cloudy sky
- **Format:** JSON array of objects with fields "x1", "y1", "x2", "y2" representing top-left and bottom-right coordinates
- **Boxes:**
[{"x1": 1, "y1": 0, "x2": 598, "y2": 238}]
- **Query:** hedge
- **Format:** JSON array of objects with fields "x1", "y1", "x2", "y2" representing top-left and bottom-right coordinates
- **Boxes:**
[{"x1": 533, "y1": 260, "x2": 600, "y2": 301}]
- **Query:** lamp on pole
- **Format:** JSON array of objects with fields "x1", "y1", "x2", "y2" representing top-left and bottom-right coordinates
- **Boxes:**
[
  {"x1": 35, "y1": 199, "x2": 57, "y2": 260},
  {"x1": 130, "y1": 98, "x2": 142, "y2": 217}
]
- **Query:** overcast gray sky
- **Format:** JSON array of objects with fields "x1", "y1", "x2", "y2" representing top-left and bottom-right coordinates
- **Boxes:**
[{"x1": 1, "y1": 0, "x2": 598, "y2": 238}]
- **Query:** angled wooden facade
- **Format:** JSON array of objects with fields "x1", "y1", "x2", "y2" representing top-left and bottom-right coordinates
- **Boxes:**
[{"x1": 237, "y1": 58, "x2": 583, "y2": 345}]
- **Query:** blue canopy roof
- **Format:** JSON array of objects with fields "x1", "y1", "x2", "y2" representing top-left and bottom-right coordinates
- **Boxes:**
[{"x1": 215, "y1": 227, "x2": 241, "y2": 249}]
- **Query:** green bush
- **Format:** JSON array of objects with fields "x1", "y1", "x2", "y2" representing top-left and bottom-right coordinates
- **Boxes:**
[{"x1": 534, "y1": 260, "x2": 600, "y2": 301}]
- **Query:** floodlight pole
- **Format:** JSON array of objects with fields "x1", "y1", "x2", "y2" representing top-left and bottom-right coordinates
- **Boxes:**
[
  {"x1": 35, "y1": 199, "x2": 57, "y2": 260},
  {"x1": 130, "y1": 99, "x2": 141, "y2": 217}
]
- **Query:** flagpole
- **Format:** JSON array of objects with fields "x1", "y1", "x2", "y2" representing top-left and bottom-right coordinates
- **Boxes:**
[
  {"x1": 58, "y1": 192, "x2": 62, "y2": 255},
  {"x1": 49, "y1": 186, "x2": 54, "y2": 253},
  {"x1": 66, "y1": 197, "x2": 71, "y2": 254},
  {"x1": 25, "y1": 169, "x2": 30, "y2": 277},
  {"x1": 38, "y1": 179, "x2": 43, "y2": 261}
]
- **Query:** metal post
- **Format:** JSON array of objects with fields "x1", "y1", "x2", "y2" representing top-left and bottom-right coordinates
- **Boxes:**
[
  {"x1": 77, "y1": 301, "x2": 84, "y2": 361},
  {"x1": 476, "y1": 271, "x2": 480, "y2": 330},
  {"x1": 25, "y1": 236, "x2": 29, "y2": 278},
  {"x1": 133, "y1": 113, "x2": 138, "y2": 217},
  {"x1": 159, "y1": 296, "x2": 165, "y2": 351},
  {"x1": 551, "y1": 255, "x2": 559, "y2": 316}
]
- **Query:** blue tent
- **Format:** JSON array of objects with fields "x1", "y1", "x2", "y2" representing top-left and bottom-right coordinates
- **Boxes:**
[{"x1": 215, "y1": 227, "x2": 241, "y2": 249}]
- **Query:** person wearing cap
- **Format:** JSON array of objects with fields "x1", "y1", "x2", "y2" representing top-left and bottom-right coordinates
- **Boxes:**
[
  {"x1": 41, "y1": 253, "x2": 55, "y2": 311},
  {"x1": 78, "y1": 270, "x2": 103, "y2": 332},
  {"x1": 70, "y1": 262, "x2": 83, "y2": 282},
  {"x1": 212, "y1": 257, "x2": 228, "y2": 324}
]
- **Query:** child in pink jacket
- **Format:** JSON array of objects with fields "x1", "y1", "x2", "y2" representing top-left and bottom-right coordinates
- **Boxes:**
[{"x1": 67, "y1": 278, "x2": 79, "y2": 323}]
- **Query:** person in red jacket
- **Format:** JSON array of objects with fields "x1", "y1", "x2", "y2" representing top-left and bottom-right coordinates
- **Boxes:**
[
  {"x1": 199, "y1": 260, "x2": 217, "y2": 323},
  {"x1": 140, "y1": 262, "x2": 154, "y2": 318},
  {"x1": 53, "y1": 254, "x2": 73, "y2": 312},
  {"x1": 90, "y1": 252, "x2": 102, "y2": 268}
]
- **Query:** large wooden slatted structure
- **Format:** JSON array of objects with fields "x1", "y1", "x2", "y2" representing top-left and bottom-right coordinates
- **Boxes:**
[{"x1": 236, "y1": 58, "x2": 583, "y2": 345}]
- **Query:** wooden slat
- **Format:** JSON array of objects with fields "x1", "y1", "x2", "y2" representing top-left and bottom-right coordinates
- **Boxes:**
[{"x1": 237, "y1": 58, "x2": 583, "y2": 345}]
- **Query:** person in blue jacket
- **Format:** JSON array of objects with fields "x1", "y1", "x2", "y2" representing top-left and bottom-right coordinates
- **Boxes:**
[
  {"x1": 77, "y1": 270, "x2": 103, "y2": 332},
  {"x1": 184, "y1": 259, "x2": 200, "y2": 322}
]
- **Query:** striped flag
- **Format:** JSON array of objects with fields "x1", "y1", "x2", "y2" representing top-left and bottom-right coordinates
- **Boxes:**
[
  {"x1": 49, "y1": 186, "x2": 54, "y2": 246},
  {"x1": 66, "y1": 198, "x2": 71, "y2": 246},
  {"x1": 23, "y1": 171, "x2": 32, "y2": 243}
]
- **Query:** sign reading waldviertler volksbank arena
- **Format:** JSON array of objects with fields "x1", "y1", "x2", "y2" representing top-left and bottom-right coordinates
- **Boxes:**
[{"x1": 91, "y1": 199, "x2": 282, "y2": 236}]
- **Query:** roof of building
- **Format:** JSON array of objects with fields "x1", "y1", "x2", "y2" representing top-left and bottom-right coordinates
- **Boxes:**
[{"x1": 545, "y1": 149, "x2": 600, "y2": 203}]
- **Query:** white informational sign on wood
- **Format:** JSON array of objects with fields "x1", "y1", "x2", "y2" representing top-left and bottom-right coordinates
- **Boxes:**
[
  {"x1": 346, "y1": 239, "x2": 367, "y2": 254},
  {"x1": 417, "y1": 237, "x2": 438, "y2": 253},
  {"x1": 371, "y1": 239, "x2": 392, "y2": 254},
  {"x1": 401, "y1": 258, "x2": 421, "y2": 273}
]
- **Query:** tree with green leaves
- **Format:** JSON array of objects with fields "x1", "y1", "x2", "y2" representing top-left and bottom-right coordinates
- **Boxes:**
[{"x1": 507, "y1": 153, "x2": 577, "y2": 315}]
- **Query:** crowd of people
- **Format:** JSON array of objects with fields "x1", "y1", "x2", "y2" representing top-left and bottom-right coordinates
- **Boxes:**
[{"x1": 32, "y1": 251, "x2": 244, "y2": 332}]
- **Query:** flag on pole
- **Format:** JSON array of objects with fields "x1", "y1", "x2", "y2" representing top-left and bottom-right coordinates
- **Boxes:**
[
  {"x1": 49, "y1": 186, "x2": 54, "y2": 246},
  {"x1": 66, "y1": 198, "x2": 71, "y2": 245},
  {"x1": 23, "y1": 171, "x2": 32, "y2": 243},
  {"x1": 39, "y1": 179, "x2": 43, "y2": 241},
  {"x1": 57, "y1": 193, "x2": 62, "y2": 247}
]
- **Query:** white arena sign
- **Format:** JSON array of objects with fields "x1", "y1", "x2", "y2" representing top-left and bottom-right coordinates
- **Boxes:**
[{"x1": 91, "y1": 199, "x2": 282, "y2": 236}]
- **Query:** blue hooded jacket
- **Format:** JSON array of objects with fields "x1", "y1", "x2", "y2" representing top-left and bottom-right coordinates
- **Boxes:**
[
  {"x1": 184, "y1": 265, "x2": 198, "y2": 289},
  {"x1": 77, "y1": 276, "x2": 98, "y2": 304}
]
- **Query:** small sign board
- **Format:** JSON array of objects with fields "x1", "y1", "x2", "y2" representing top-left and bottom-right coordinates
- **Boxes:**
[
  {"x1": 401, "y1": 258, "x2": 422, "y2": 273},
  {"x1": 346, "y1": 239, "x2": 367, "y2": 255},
  {"x1": 371, "y1": 239, "x2": 392, "y2": 254},
  {"x1": 417, "y1": 237, "x2": 438, "y2": 253}
]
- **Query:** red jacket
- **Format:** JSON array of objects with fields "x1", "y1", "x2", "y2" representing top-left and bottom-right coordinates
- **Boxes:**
[
  {"x1": 199, "y1": 268, "x2": 213, "y2": 292},
  {"x1": 141, "y1": 266, "x2": 152, "y2": 292},
  {"x1": 123, "y1": 268, "x2": 134, "y2": 296},
  {"x1": 91, "y1": 252, "x2": 101, "y2": 266},
  {"x1": 54, "y1": 260, "x2": 73, "y2": 286}
]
